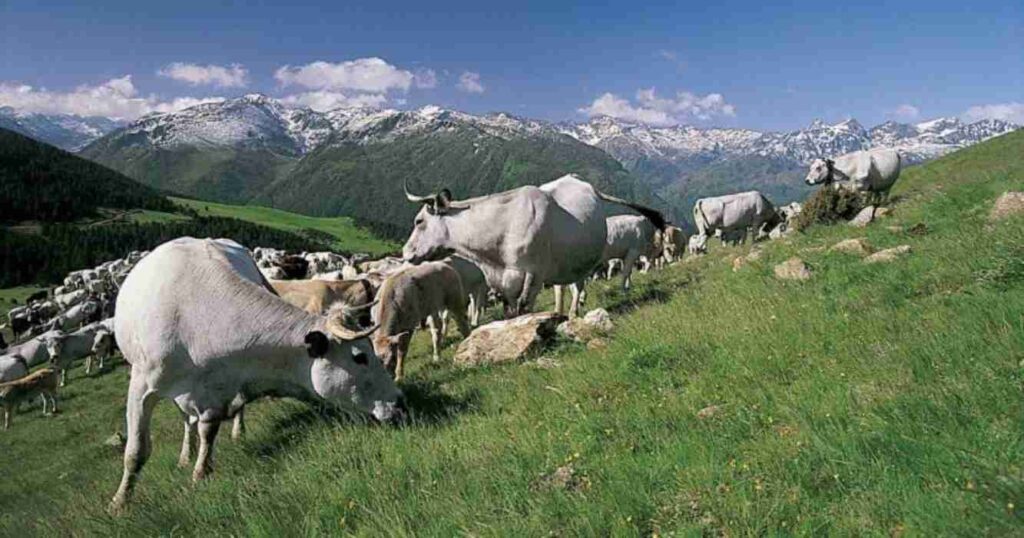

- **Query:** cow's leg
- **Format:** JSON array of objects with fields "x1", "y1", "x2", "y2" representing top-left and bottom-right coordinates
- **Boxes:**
[
  {"x1": 60, "y1": 368, "x2": 67, "y2": 388},
  {"x1": 553, "y1": 285, "x2": 564, "y2": 315},
  {"x1": 395, "y1": 333, "x2": 413, "y2": 381},
  {"x1": 440, "y1": 310, "x2": 449, "y2": 338},
  {"x1": 517, "y1": 274, "x2": 542, "y2": 316},
  {"x1": 48, "y1": 390, "x2": 58, "y2": 414},
  {"x1": 450, "y1": 305, "x2": 472, "y2": 339},
  {"x1": 569, "y1": 281, "x2": 586, "y2": 318},
  {"x1": 178, "y1": 416, "x2": 196, "y2": 468},
  {"x1": 110, "y1": 374, "x2": 159, "y2": 511},
  {"x1": 85, "y1": 355, "x2": 94, "y2": 375},
  {"x1": 427, "y1": 314, "x2": 442, "y2": 362},
  {"x1": 2, "y1": 405, "x2": 9, "y2": 430},
  {"x1": 192, "y1": 419, "x2": 221, "y2": 482},
  {"x1": 621, "y1": 252, "x2": 639, "y2": 293},
  {"x1": 606, "y1": 261, "x2": 615, "y2": 280},
  {"x1": 231, "y1": 408, "x2": 245, "y2": 441}
]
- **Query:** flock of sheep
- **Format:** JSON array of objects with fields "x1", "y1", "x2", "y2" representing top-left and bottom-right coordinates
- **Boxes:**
[{"x1": 0, "y1": 147, "x2": 901, "y2": 511}]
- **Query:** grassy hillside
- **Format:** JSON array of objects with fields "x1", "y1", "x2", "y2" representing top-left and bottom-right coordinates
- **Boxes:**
[
  {"x1": 171, "y1": 197, "x2": 397, "y2": 256},
  {"x1": 1, "y1": 131, "x2": 1023, "y2": 535},
  {"x1": 0, "y1": 127, "x2": 176, "y2": 223}
]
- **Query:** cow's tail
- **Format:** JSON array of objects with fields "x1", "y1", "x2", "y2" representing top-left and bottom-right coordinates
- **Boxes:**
[{"x1": 596, "y1": 191, "x2": 667, "y2": 231}]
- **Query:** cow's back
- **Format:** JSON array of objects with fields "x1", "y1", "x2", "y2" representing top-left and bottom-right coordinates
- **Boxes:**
[{"x1": 536, "y1": 175, "x2": 608, "y2": 283}]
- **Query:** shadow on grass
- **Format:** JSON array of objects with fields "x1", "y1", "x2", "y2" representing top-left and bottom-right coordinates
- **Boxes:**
[
  {"x1": 249, "y1": 379, "x2": 480, "y2": 459},
  {"x1": 600, "y1": 283, "x2": 676, "y2": 316}
]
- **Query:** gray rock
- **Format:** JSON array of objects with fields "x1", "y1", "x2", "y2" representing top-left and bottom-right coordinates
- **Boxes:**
[
  {"x1": 849, "y1": 206, "x2": 876, "y2": 227},
  {"x1": 774, "y1": 258, "x2": 812, "y2": 281},
  {"x1": 454, "y1": 312, "x2": 566, "y2": 367}
]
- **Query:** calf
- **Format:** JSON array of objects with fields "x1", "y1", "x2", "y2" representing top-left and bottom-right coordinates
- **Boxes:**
[
  {"x1": 0, "y1": 367, "x2": 60, "y2": 430},
  {"x1": 372, "y1": 262, "x2": 472, "y2": 381}
]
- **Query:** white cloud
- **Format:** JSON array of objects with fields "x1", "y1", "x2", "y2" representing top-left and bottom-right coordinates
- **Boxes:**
[
  {"x1": 274, "y1": 58, "x2": 414, "y2": 93},
  {"x1": 0, "y1": 76, "x2": 221, "y2": 120},
  {"x1": 962, "y1": 102, "x2": 1024, "y2": 125},
  {"x1": 456, "y1": 71, "x2": 484, "y2": 94},
  {"x1": 158, "y1": 62, "x2": 248, "y2": 88},
  {"x1": 890, "y1": 104, "x2": 920, "y2": 120},
  {"x1": 414, "y1": 69, "x2": 438, "y2": 89},
  {"x1": 579, "y1": 88, "x2": 735, "y2": 126},
  {"x1": 279, "y1": 91, "x2": 387, "y2": 112}
]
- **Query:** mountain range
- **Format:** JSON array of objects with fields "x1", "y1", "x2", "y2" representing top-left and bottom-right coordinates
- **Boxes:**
[{"x1": 5, "y1": 95, "x2": 1017, "y2": 231}]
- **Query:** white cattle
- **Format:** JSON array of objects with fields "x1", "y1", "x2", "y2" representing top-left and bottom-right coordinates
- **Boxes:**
[
  {"x1": 48, "y1": 300, "x2": 100, "y2": 332},
  {"x1": 304, "y1": 252, "x2": 348, "y2": 276},
  {"x1": 598, "y1": 215, "x2": 661, "y2": 292},
  {"x1": 89, "y1": 330, "x2": 116, "y2": 374},
  {"x1": 0, "y1": 355, "x2": 28, "y2": 383},
  {"x1": 402, "y1": 174, "x2": 665, "y2": 317},
  {"x1": 54, "y1": 289, "x2": 88, "y2": 310},
  {"x1": 660, "y1": 225, "x2": 688, "y2": 265},
  {"x1": 6, "y1": 330, "x2": 63, "y2": 367},
  {"x1": 109, "y1": 237, "x2": 403, "y2": 510},
  {"x1": 805, "y1": 148, "x2": 901, "y2": 201},
  {"x1": 690, "y1": 191, "x2": 782, "y2": 253},
  {"x1": 44, "y1": 321, "x2": 113, "y2": 386}
]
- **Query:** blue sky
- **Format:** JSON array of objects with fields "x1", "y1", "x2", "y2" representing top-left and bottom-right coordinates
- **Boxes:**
[{"x1": 1, "y1": 0, "x2": 1021, "y2": 130}]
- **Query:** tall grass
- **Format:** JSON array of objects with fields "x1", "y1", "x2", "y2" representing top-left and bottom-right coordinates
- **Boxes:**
[{"x1": 1, "y1": 132, "x2": 1022, "y2": 535}]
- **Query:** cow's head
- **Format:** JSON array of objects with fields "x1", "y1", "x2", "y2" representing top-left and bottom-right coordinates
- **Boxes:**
[
  {"x1": 43, "y1": 333, "x2": 67, "y2": 364},
  {"x1": 806, "y1": 158, "x2": 837, "y2": 185},
  {"x1": 402, "y1": 181, "x2": 464, "y2": 263},
  {"x1": 303, "y1": 319, "x2": 405, "y2": 424}
]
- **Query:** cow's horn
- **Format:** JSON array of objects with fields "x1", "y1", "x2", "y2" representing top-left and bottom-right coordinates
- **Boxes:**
[
  {"x1": 346, "y1": 299, "x2": 379, "y2": 312},
  {"x1": 404, "y1": 179, "x2": 434, "y2": 204},
  {"x1": 326, "y1": 317, "x2": 380, "y2": 341}
]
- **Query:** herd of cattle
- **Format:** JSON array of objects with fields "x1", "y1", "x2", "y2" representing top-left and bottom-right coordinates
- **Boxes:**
[{"x1": 0, "y1": 147, "x2": 901, "y2": 510}]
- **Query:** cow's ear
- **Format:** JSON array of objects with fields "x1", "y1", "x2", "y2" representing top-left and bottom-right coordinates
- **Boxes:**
[
  {"x1": 435, "y1": 189, "x2": 453, "y2": 213},
  {"x1": 304, "y1": 331, "x2": 329, "y2": 358}
]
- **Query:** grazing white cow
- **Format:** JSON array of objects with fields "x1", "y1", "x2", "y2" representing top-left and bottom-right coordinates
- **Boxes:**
[
  {"x1": 109, "y1": 237, "x2": 404, "y2": 510},
  {"x1": 48, "y1": 300, "x2": 100, "y2": 332},
  {"x1": 690, "y1": 191, "x2": 782, "y2": 253},
  {"x1": 89, "y1": 330, "x2": 116, "y2": 374},
  {"x1": 6, "y1": 330, "x2": 64, "y2": 367},
  {"x1": 371, "y1": 262, "x2": 472, "y2": 381},
  {"x1": 660, "y1": 225, "x2": 688, "y2": 265},
  {"x1": 403, "y1": 174, "x2": 665, "y2": 317},
  {"x1": 598, "y1": 215, "x2": 661, "y2": 292},
  {"x1": 44, "y1": 321, "x2": 114, "y2": 386},
  {"x1": 805, "y1": 148, "x2": 901, "y2": 201}
]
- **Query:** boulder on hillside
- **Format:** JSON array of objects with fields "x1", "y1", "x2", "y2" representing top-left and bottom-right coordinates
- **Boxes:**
[
  {"x1": 829, "y1": 238, "x2": 874, "y2": 257},
  {"x1": 990, "y1": 192, "x2": 1024, "y2": 222},
  {"x1": 849, "y1": 206, "x2": 876, "y2": 228},
  {"x1": 732, "y1": 248, "x2": 763, "y2": 272},
  {"x1": 864, "y1": 245, "x2": 912, "y2": 264},
  {"x1": 454, "y1": 312, "x2": 566, "y2": 367},
  {"x1": 774, "y1": 257, "x2": 812, "y2": 281},
  {"x1": 557, "y1": 308, "x2": 613, "y2": 343}
]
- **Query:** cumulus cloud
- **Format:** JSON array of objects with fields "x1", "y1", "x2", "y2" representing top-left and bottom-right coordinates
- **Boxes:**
[
  {"x1": 279, "y1": 91, "x2": 387, "y2": 112},
  {"x1": 414, "y1": 69, "x2": 438, "y2": 89},
  {"x1": 158, "y1": 62, "x2": 248, "y2": 88},
  {"x1": 274, "y1": 58, "x2": 414, "y2": 93},
  {"x1": 579, "y1": 88, "x2": 735, "y2": 126},
  {"x1": 0, "y1": 76, "x2": 221, "y2": 120},
  {"x1": 456, "y1": 71, "x2": 484, "y2": 94},
  {"x1": 962, "y1": 102, "x2": 1024, "y2": 125},
  {"x1": 889, "y1": 104, "x2": 920, "y2": 120}
]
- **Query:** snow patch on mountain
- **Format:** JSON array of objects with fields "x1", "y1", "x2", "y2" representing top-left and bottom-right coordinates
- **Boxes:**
[{"x1": 0, "y1": 106, "x2": 122, "y2": 151}]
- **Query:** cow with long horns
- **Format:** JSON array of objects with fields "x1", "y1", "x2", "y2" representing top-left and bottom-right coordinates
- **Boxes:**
[{"x1": 402, "y1": 174, "x2": 665, "y2": 317}]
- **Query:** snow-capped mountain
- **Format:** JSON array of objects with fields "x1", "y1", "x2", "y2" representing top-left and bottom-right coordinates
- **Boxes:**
[
  {"x1": 561, "y1": 115, "x2": 1019, "y2": 167},
  {"x1": 89, "y1": 94, "x2": 557, "y2": 157},
  {"x1": 0, "y1": 107, "x2": 122, "y2": 151}
]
